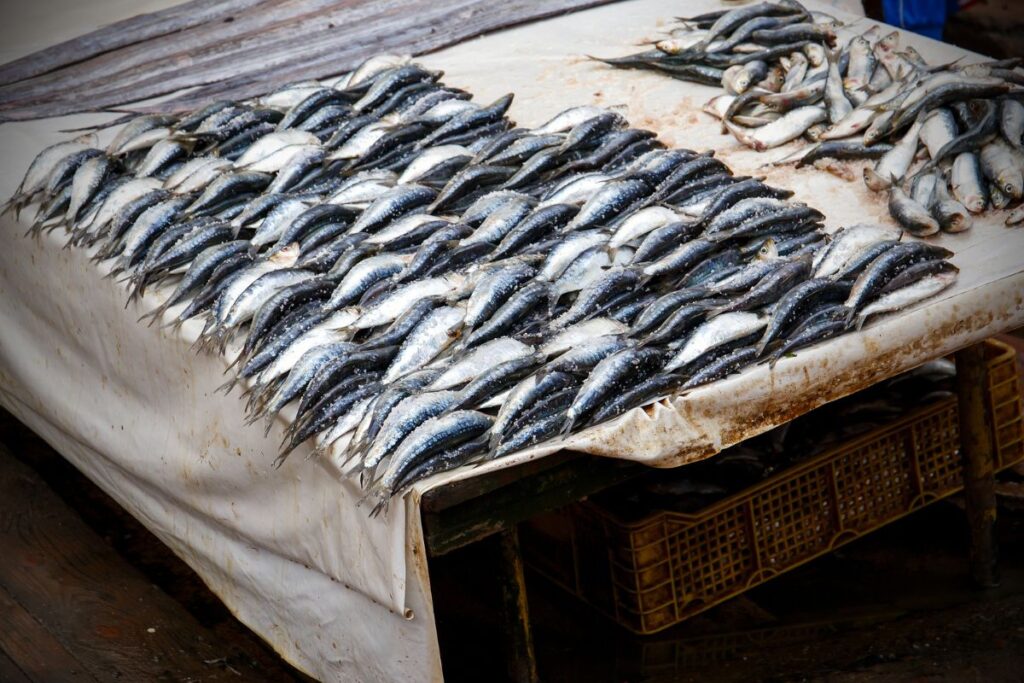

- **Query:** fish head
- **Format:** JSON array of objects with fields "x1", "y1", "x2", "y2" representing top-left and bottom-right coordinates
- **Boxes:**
[
  {"x1": 756, "y1": 238, "x2": 779, "y2": 261},
  {"x1": 877, "y1": 31, "x2": 900, "y2": 52}
]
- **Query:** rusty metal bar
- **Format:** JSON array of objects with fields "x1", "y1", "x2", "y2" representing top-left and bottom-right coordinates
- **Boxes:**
[
  {"x1": 955, "y1": 343, "x2": 1000, "y2": 588},
  {"x1": 497, "y1": 526, "x2": 539, "y2": 683}
]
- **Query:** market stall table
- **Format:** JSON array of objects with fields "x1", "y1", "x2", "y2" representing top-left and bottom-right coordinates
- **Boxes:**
[{"x1": 1, "y1": 0, "x2": 1023, "y2": 681}]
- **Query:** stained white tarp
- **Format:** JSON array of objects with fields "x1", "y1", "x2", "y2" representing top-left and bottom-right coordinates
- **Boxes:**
[{"x1": 1, "y1": 1, "x2": 1023, "y2": 682}]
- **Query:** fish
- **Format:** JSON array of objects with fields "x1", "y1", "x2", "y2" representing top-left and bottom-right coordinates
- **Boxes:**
[
  {"x1": 562, "y1": 347, "x2": 665, "y2": 434},
  {"x1": 540, "y1": 318, "x2": 630, "y2": 356},
  {"x1": 324, "y1": 254, "x2": 411, "y2": 310},
  {"x1": 397, "y1": 145, "x2": 472, "y2": 184},
  {"x1": 863, "y1": 118, "x2": 924, "y2": 191},
  {"x1": 463, "y1": 196, "x2": 533, "y2": 245},
  {"x1": 463, "y1": 262, "x2": 537, "y2": 333},
  {"x1": 428, "y1": 338, "x2": 534, "y2": 391},
  {"x1": 493, "y1": 411, "x2": 564, "y2": 458},
  {"x1": 552, "y1": 267, "x2": 643, "y2": 328},
  {"x1": 726, "y1": 106, "x2": 827, "y2": 150},
  {"x1": 463, "y1": 281, "x2": 548, "y2": 348},
  {"x1": 929, "y1": 179, "x2": 972, "y2": 233},
  {"x1": 853, "y1": 262, "x2": 959, "y2": 329},
  {"x1": 368, "y1": 410, "x2": 493, "y2": 513},
  {"x1": 950, "y1": 152, "x2": 989, "y2": 213},
  {"x1": 811, "y1": 224, "x2": 901, "y2": 280},
  {"x1": 492, "y1": 371, "x2": 581, "y2": 448},
  {"x1": 843, "y1": 242, "x2": 952, "y2": 322},
  {"x1": 1001, "y1": 99, "x2": 1024, "y2": 150},
  {"x1": 710, "y1": 258, "x2": 810, "y2": 314},
  {"x1": 562, "y1": 179, "x2": 651, "y2": 232},
  {"x1": 352, "y1": 274, "x2": 466, "y2": 330},
  {"x1": 756, "y1": 278, "x2": 850, "y2": 355},
  {"x1": 888, "y1": 186, "x2": 940, "y2": 237},
  {"x1": 383, "y1": 305, "x2": 465, "y2": 383},
  {"x1": 537, "y1": 230, "x2": 611, "y2": 281},
  {"x1": 489, "y1": 204, "x2": 577, "y2": 261},
  {"x1": 979, "y1": 139, "x2": 1024, "y2": 200},
  {"x1": 665, "y1": 312, "x2": 766, "y2": 373}
]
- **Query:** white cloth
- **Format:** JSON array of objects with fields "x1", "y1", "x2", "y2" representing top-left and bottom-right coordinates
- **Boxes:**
[{"x1": 0, "y1": 1, "x2": 1022, "y2": 682}]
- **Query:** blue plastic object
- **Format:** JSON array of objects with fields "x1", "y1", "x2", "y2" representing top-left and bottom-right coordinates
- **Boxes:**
[{"x1": 882, "y1": 0, "x2": 959, "y2": 40}]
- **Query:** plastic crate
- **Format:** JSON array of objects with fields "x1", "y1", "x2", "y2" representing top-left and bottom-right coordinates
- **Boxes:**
[{"x1": 522, "y1": 339, "x2": 1024, "y2": 634}]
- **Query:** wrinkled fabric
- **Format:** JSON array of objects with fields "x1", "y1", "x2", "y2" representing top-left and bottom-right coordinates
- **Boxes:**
[{"x1": 1, "y1": 1, "x2": 1021, "y2": 682}]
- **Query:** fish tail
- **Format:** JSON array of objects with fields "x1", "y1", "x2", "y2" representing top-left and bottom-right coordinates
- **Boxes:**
[
  {"x1": 361, "y1": 462, "x2": 384, "y2": 490},
  {"x1": 842, "y1": 305, "x2": 858, "y2": 329},
  {"x1": 277, "y1": 436, "x2": 300, "y2": 462},
  {"x1": 215, "y1": 375, "x2": 240, "y2": 395},
  {"x1": 706, "y1": 303, "x2": 730, "y2": 319},
  {"x1": 162, "y1": 315, "x2": 186, "y2": 332},
  {"x1": 345, "y1": 456, "x2": 366, "y2": 481},
  {"x1": 272, "y1": 450, "x2": 291, "y2": 470},
  {"x1": 754, "y1": 333, "x2": 771, "y2": 358},
  {"x1": 305, "y1": 442, "x2": 327, "y2": 462},
  {"x1": 138, "y1": 304, "x2": 167, "y2": 326},
  {"x1": 2, "y1": 196, "x2": 19, "y2": 217},
  {"x1": 223, "y1": 350, "x2": 245, "y2": 374},
  {"x1": 254, "y1": 407, "x2": 277, "y2": 434},
  {"x1": 487, "y1": 430, "x2": 503, "y2": 454},
  {"x1": 559, "y1": 415, "x2": 576, "y2": 437},
  {"x1": 366, "y1": 487, "x2": 390, "y2": 518}
]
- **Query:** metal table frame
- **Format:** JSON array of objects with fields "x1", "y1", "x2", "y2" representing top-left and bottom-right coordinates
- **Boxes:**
[{"x1": 421, "y1": 341, "x2": 1004, "y2": 682}]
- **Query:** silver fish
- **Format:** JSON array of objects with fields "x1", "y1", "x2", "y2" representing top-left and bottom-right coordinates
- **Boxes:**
[
  {"x1": 427, "y1": 338, "x2": 534, "y2": 391},
  {"x1": 951, "y1": 152, "x2": 989, "y2": 213},
  {"x1": 979, "y1": 139, "x2": 1024, "y2": 200},
  {"x1": 235, "y1": 131, "x2": 320, "y2": 168},
  {"x1": 864, "y1": 118, "x2": 923, "y2": 191},
  {"x1": 384, "y1": 305, "x2": 465, "y2": 383},
  {"x1": 665, "y1": 312, "x2": 767, "y2": 372},
  {"x1": 854, "y1": 266, "x2": 958, "y2": 330},
  {"x1": 888, "y1": 186, "x2": 939, "y2": 237},
  {"x1": 726, "y1": 106, "x2": 827, "y2": 151}
]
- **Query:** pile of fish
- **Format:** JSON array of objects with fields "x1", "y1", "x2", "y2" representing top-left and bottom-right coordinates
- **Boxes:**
[
  {"x1": 596, "y1": 1, "x2": 1024, "y2": 231},
  {"x1": 6, "y1": 55, "x2": 959, "y2": 513},
  {"x1": 598, "y1": 357, "x2": 957, "y2": 517}
]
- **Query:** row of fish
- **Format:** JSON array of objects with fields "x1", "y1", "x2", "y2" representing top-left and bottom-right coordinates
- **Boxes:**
[
  {"x1": 6, "y1": 55, "x2": 958, "y2": 513},
  {"x1": 596, "y1": 0, "x2": 1024, "y2": 231}
]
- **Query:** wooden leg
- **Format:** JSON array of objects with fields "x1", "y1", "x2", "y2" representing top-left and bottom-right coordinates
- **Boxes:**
[
  {"x1": 497, "y1": 526, "x2": 538, "y2": 683},
  {"x1": 955, "y1": 343, "x2": 1000, "y2": 588}
]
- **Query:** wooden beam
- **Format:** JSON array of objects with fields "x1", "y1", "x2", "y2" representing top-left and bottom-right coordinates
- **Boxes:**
[
  {"x1": 0, "y1": 0, "x2": 624, "y2": 120},
  {"x1": 423, "y1": 453, "x2": 643, "y2": 556},
  {"x1": 955, "y1": 343, "x2": 1000, "y2": 588},
  {"x1": 497, "y1": 527, "x2": 539, "y2": 683}
]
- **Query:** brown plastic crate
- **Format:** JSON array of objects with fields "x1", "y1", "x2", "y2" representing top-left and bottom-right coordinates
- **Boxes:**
[{"x1": 523, "y1": 339, "x2": 1024, "y2": 634}]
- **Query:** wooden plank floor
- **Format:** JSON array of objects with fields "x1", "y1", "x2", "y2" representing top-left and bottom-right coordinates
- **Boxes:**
[{"x1": 0, "y1": 414, "x2": 311, "y2": 683}]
